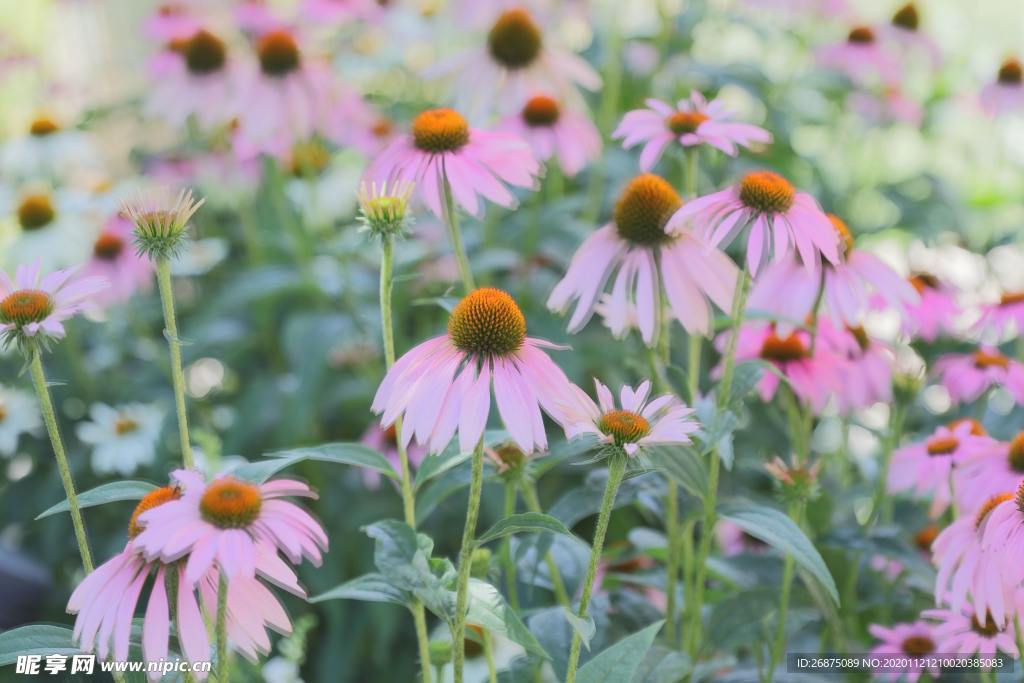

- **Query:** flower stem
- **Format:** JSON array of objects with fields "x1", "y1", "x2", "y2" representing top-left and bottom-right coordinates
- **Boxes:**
[
  {"x1": 683, "y1": 149, "x2": 702, "y2": 406},
  {"x1": 379, "y1": 235, "x2": 434, "y2": 683},
  {"x1": 483, "y1": 630, "x2": 498, "y2": 683},
  {"x1": 502, "y1": 480, "x2": 520, "y2": 610},
  {"x1": 442, "y1": 175, "x2": 476, "y2": 294},
  {"x1": 29, "y1": 351, "x2": 93, "y2": 573},
  {"x1": 155, "y1": 258, "x2": 194, "y2": 470},
  {"x1": 216, "y1": 572, "x2": 229, "y2": 683},
  {"x1": 519, "y1": 478, "x2": 571, "y2": 607},
  {"x1": 664, "y1": 484, "x2": 680, "y2": 644},
  {"x1": 767, "y1": 502, "x2": 802, "y2": 683},
  {"x1": 452, "y1": 439, "x2": 486, "y2": 683},
  {"x1": 869, "y1": 405, "x2": 903, "y2": 528},
  {"x1": 564, "y1": 453, "x2": 627, "y2": 683}
]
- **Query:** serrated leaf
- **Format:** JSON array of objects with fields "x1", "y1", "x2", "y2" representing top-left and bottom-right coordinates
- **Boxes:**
[
  {"x1": 561, "y1": 608, "x2": 596, "y2": 651},
  {"x1": 0, "y1": 625, "x2": 81, "y2": 666},
  {"x1": 36, "y1": 481, "x2": 158, "y2": 520},
  {"x1": 575, "y1": 620, "x2": 664, "y2": 683},
  {"x1": 466, "y1": 580, "x2": 547, "y2": 659},
  {"x1": 718, "y1": 501, "x2": 839, "y2": 604},
  {"x1": 233, "y1": 442, "x2": 397, "y2": 483},
  {"x1": 309, "y1": 573, "x2": 409, "y2": 607},
  {"x1": 475, "y1": 513, "x2": 574, "y2": 546}
]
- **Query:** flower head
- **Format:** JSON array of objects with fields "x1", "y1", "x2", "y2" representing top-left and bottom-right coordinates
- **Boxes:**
[
  {"x1": 0, "y1": 384, "x2": 40, "y2": 456},
  {"x1": 814, "y1": 320, "x2": 895, "y2": 414},
  {"x1": 934, "y1": 347, "x2": 1024, "y2": 406},
  {"x1": 867, "y1": 621, "x2": 940, "y2": 681},
  {"x1": 816, "y1": 25, "x2": 901, "y2": 86},
  {"x1": 357, "y1": 180, "x2": 415, "y2": 239},
  {"x1": 498, "y1": 95, "x2": 601, "y2": 177},
  {"x1": 900, "y1": 272, "x2": 960, "y2": 341},
  {"x1": 0, "y1": 263, "x2": 106, "y2": 352},
  {"x1": 81, "y1": 213, "x2": 154, "y2": 307},
  {"x1": 921, "y1": 603, "x2": 1019, "y2": 659},
  {"x1": 122, "y1": 187, "x2": 205, "y2": 260},
  {"x1": 76, "y1": 402, "x2": 164, "y2": 476},
  {"x1": 976, "y1": 290, "x2": 1024, "y2": 339},
  {"x1": 981, "y1": 58, "x2": 1024, "y2": 117}
]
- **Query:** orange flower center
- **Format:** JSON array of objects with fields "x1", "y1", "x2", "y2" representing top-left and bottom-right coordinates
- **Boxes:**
[
  {"x1": 613, "y1": 174, "x2": 682, "y2": 246},
  {"x1": 289, "y1": 140, "x2": 332, "y2": 177},
  {"x1": 371, "y1": 117, "x2": 394, "y2": 139},
  {"x1": 914, "y1": 524, "x2": 939, "y2": 551},
  {"x1": 999, "y1": 58, "x2": 1023, "y2": 86},
  {"x1": 383, "y1": 423, "x2": 398, "y2": 445},
  {"x1": 847, "y1": 26, "x2": 876, "y2": 44},
  {"x1": 598, "y1": 409, "x2": 651, "y2": 445},
  {"x1": 258, "y1": 30, "x2": 301, "y2": 77},
  {"x1": 183, "y1": 29, "x2": 227, "y2": 75},
  {"x1": 18, "y1": 194, "x2": 56, "y2": 230},
  {"x1": 522, "y1": 96, "x2": 560, "y2": 127},
  {"x1": 666, "y1": 111, "x2": 708, "y2": 135},
  {"x1": 29, "y1": 117, "x2": 59, "y2": 136},
  {"x1": 891, "y1": 3, "x2": 919, "y2": 31},
  {"x1": 759, "y1": 331, "x2": 808, "y2": 363},
  {"x1": 448, "y1": 288, "x2": 526, "y2": 357},
  {"x1": 976, "y1": 493, "x2": 1013, "y2": 530},
  {"x1": 487, "y1": 8, "x2": 542, "y2": 69},
  {"x1": 93, "y1": 232, "x2": 125, "y2": 260},
  {"x1": 901, "y1": 635, "x2": 934, "y2": 657},
  {"x1": 738, "y1": 171, "x2": 795, "y2": 214},
  {"x1": 115, "y1": 418, "x2": 138, "y2": 435},
  {"x1": 947, "y1": 417, "x2": 986, "y2": 436},
  {"x1": 974, "y1": 350, "x2": 1009, "y2": 370},
  {"x1": 926, "y1": 435, "x2": 958, "y2": 456},
  {"x1": 412, "y1": 108, "x2": 470, "y2": 153},
  {"x1": 1000, "y1": 291, "x2": 1024, "y2": 306},
  {"x1": 1008, "y1": 432, "x2": 1024, "y2": 473},
  {"x1": 128, "y1": 485, "x2": 182, "y2": 539},
  {"x1": 908, "y1": 273, "x2": 939, "y2": 293},
  {"x1": 971, "y1": 613, "x2": 1002, "y2": 637},
  {"x1": 0, "y1": 290, "x2": 54, "y2": 326},
  {"x1": 199, "y1": 477, "x2": 263, "y2": 529},
  {"x1": 828, "y1": 214, "x2": 854, "y2": 258}
]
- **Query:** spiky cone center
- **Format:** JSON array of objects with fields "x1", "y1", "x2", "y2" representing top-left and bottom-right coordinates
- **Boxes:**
[
  {"x1": 914, "y1": 524, "x2": 939, "y2": 551},
  {"x1": 183, "y1": 29, "x2": 226, "y2": 75},
  {"x1": 908, "y1": 273, "x2": 939, "y2": 293},
  {"x1": 29, "y1": 117, "x2": 59, "y2": 137},
  {"x1": 974, "y1": 350, "x2": 1009, "y2": 370},
  {"x1": 93, "y1": 232, "x2": 125, "y2": 260},
  {"x1": 972, "y1": 613, "x2": 1002, "y2": 637},
  {"x1": 522, "y1": 95, "x2": 560, "y2": 127},
  {"x1": 1000, "y1": 291, "x2": 1024, "y2": 306},
  {"x1": 847, "y1": 26, "x2": 876, "y2": 44},
  {"x1": 976, "y1": 493, "x2": 1014, "y2": 530},
  {"x1": 448, "y1": 288, "x2": 526, "y2": 357},
  {"x1": 828, "y1": 214, "x2": 854, "y2": 259},
  {"x1": 738, "y1": 171, "x2": 795, "y2": 214},
  {"x1": 412, "y1": 108, "x2": 470, "y2": 153},
  {"x1": 18, "y1": 194, "x2": 56, "y2": 230},
  {"x1": 925, "y1": 435, "x2": 958, "y2": 456},
  {"x1": 891, "y1": 3, "x2": 919, "y2": 30},
  {"x1": 258, "y1": 30, "x2": 301, "y2": 77},
  {"x1": 947, "y1": 417, "x2": 986, "y2": 436},
  {"x1": 0, "y1": 290, "x2": 54, "y2": 326},
  {"x1": 289, "y1": 140, "x2": 332, "y2": 177},
  {"x1": 998, "y1": 58, "x2": 1023, "y2": 86},
  {"x1": 128, "y1": 485, "x2": 182, "y2": 539},
  {"x1": 759, "y1": 331, "x2": 809, "y2": 363},
  {"x1": 598, "y1": 410, "x2": 651, "y2": 445},
  {"x1": 487, "y1": 8, "x2": 542, "y2": 69},
  {"x1": 900, "y1": 635, "x2": 934, "y2": 657},
  {"x1": 200, "y1": 477, "x2": 263, "y2": 529},
  {"x1": 666, "y1": 111, "x2": 708, "y2": 135},
  {"x1": 613, "y1": 174, "x2": 681, "y2": 246}
]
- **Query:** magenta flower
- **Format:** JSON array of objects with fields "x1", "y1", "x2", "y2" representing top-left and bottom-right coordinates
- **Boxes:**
[
  {"x1": 816, "y1": 25, "x2": 901, "y2": 86},
  {"x1": 887, "y1": 420, "x2": 992, "y2": 518},
  {"x1": 954, "y1": 433, "x2": 1024, "y2": 513},
  {"x1": 558, "y1": 379, "x2": 698, "y2": 456},
  {"x1": 367, "y1": 107, "x2": 541, "y2": 218},
  {"x1": 976, "y1": 291, "x2": 1024, "y2": 338},
  {"x1": 922, "y1": 602, "x2": 1020, "y2": 659},
  {"x1": 134, "y1": 469, "x2": 327, "y2": 583},
  {"x1": 498, "y1": 95, "x2": 601, "y2": 177},
  {"x1": 980, "y1": 58, "x2": 1024, "y2": 117},
  {"x1": 372, "y1": 288, "x2": 575, "y2": 454},
  {"x1": 901, "y1": 273, "x2": 960, "y2": 342},
  {"x1": 612, "y1": 91, "x2": 772, "y2": 170},
  {"x1": 867, "y1": 621, "x2": 939, "y2": 681},
  {"x1": 979, "y1": 485, "x2": 1024, "y2": 597},
  {"x1": 145, "y1": 28, "x2": 238, "y2": 131},
  {"x1": 360, "y1": 422, "x2": 428, "y2": 489},
  {"x1": 667, "y1": 170, "x2": 839, "y2": 277},
  {"x1": 934, "y1": 347, "x2": 1024, "y2": 405},
  {"x1": 81, "y1": 214, "x2": 154, "y2": 308},
  {"x1": 817, "y1": 320, "x2": 894, "y2": 414},
  {"x1": 548, "y1": 174, "x2": 738, "y2": 344},
  {"x1": 0, "y1": 262, "x2": 106, "y2": 347}
]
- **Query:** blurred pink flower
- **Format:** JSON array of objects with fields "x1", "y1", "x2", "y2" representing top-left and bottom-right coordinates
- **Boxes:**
[
  {"x1": 817, "y1": 320, "x2": 894, "y2": 413},
  {"x1": 300, "y1": 0, "x2": 383, "y2": 26},
  {"x1": 498, "y1": 95, "x2": 601, "y2": 177},
  {"x1": 143, "y1": 2, "x2": 201, "y2": 42},
  {"x1": 901, "y1": 273, "x2": 960, "y2": 342},
  {"x1": 0, "y1": 262, "x2": 107, "y2": 345},
  {"x1": 360, "y1": 423, "x2": 428, "y2": 489},
  {"x1": 817, "y1": 26, "x2": 901, "y2": 86},
  {"x1": 325, "y1": 92, "x2": 398, "y2": 158},
  {"x1": 954, "y1": 433, "x2": 1024, "y2": 513},
  {"x1": 934, "y1": 347, "x2": 1024, "y2": 405},
  {"x1": 922, "y1": 601, "x2": 1019, "y2": 659},
  {"x1": 975, "y1": 291, "x2": 1024, "y2": 338},
  {"x1": 613, "y1": 92, "x2": 771, "y2": 170},
  {"x1": 881, "y1": 3, "x2": 941, "y2": 69},
  {"x1": 980, "y1": 58, "x2": 1024, "y2": 117},
  {"x1": 849, "y1": 87, "x2": 924, "y2": 126},
  {"x1": 867, "y1": 621, "x2": 939, "y2": 681},
  {"x1": 146, "y1": 28, "x2": 239, "y2": 131},
  {"x1": 81, "y1": 214, "x2": 154, "y2": 307}
]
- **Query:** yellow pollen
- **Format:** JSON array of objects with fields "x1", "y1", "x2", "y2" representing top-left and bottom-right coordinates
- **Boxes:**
[
  {"x1": 666, "y1": 111, "x2": 709, "y2": 135},
  {"x1": 128, "y1": 485, "x2": 182, "y2": 539},
  {"x1": 974, "y1": 350, "x2": 1009, "y2": 370},
  {"x1": 828, "y1": 214, "x2": 854, "y2": 257},
  {"x1": 0, "y1": 290, "x2": 54, "y2": 326},
  {"x1": 17, "y1": 194, "x2": 56, "y2": 230},
  {"x1": 999, "y1": 58, "x2": 1023, "y2": 86},
  {"x1": 448, "y1": 288, "x2": 526, "y2": 357},
  {"x1": 908, "y1": 273, "x2": 939, "y2": 293},
  {"x1": 613, "y1": 174, "x2": 682, "y2": 246},
  {"x1": 115, "y1": 418, "x2": 138, "y2": 435},
  {"x1": 759, "y1": 331, "x2": 808, "y2": 363},
  {"x1": 1000, "y1": 291, "x2": 1024, "y2": 306},
  {"x1": 412, "y1": 108, "x2": 470, "y2": 153},
  {"x1": 93, "y1": 232, "x2": 125, "y2": 260},
  {"x1": 914, "y1": 525, "x2": 939, "y2": 551},
  {"x1": 183, "y1": 29, "x2": 227, "y2": 75},
  {"x1": 926, "y1": 435, "x2": 958, "y2": 456},
  {"x1": 891, "y1": 3, "x2": 919, "y2": 31},
  {"x1": 488, "y1": 9, "x2": 542, "y2": 69},
  {"x1": 199, "y1": 477, "x2": 263, "y2": 529},
  {"x1": 738, "y1": 171, "x2": 795, "y2": 214},
  {"x1": 598, "y1": 410, "x2": 651, "y2": 445},
  {"x1": 900, "y1": 635, "x2": 934, "y2": 657},
  {"x1": 258, "y1": 30, "x2": 301, "y2": 76},
  {"x1": 522, "y1": 96, "x2": 560, "y2": 127},
  {"x1": 947, "y1": 417, "x2": 986, "y2": 436},
  {"x1": 29, "y1": 117, "x2": 59, "y2": 136},
  {"x1": 847, "y1": 26, "x2": 876, "y2": 44}
]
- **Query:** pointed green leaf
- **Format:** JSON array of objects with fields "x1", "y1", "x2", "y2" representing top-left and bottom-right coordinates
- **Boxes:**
[
  {"x1": 36, "y1": 481, "x2": 158, "y2": 520},
  {"x1": 234, "y1": 442, "x2": 397, "y2": 483},
  {"x1": 0, "y1": 625, "x2": 81, "y2": 666},
  {"x1": 309, "y1": 573, "x2": 409, "y2": 607},
  {"x1": 466, "y1": 579, "x2": 547, "y2": 659},
  {"x1": 575, "y1": 620, "x2": 664, "y2": 683},
  {"x1": 475, "y1": 513, "x2": 575, "y2": 546}
]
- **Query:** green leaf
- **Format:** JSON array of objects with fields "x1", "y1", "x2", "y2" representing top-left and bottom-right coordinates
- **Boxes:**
[
  {"x1": 729, "y1": 361, "x2": 768, "y2": 406},
  {"x1": 575, "y1": 620, "x2": 664, "y2": 683},
  {"x1": 233, "y1": 442, "x2": 397, "y2": 483},
  {"x1": 561, "y1": 608, "x2": 596, "y2": 651},
  {"x1": 36, "y1": 481, "x2": 158, "y2": 520},
  {"x1": 414, "y1": 429, "x2": 507, "y2": 490},
  {"x1": 647, "y1": 445, "x2": 708, "y2": 501},
  {"x1": 475, "y1": 513, "x2": 575, "y2": 546},
  {"x1": 0, "y1": 625, "x2": 81, "y2": 666},
  {"x1": 309, "y1": 573, "x2": 409, "y2": 607},
  {"x1": 466, "y1": 579, "x2": 548, "y2": 659},
  {"x1": 718, "y1": 501, "x2": 839, "y2": 605}
]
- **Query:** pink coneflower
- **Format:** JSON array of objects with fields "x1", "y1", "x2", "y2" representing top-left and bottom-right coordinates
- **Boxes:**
[
  {"x1": 849, "y1": 87, "x2": 924, "y2": 126},
  {"x1": 81, "y1": 214, "x2": 154, "y2": 307},
  {"x1": 816, "y1": 26, "x2": 901, "y2": 86},
  {"x1": 720, "y1": 322, "x2": 840, "y2": 411},
  {"x1": 666, "y1": 170, "x2": 839, "y2": 277},
  {"x1": 887, "y1": 419, "x2": 992, "y2": 518},
  {"x1": 976, "y1": 291, "x2": 1024, "y2": 338},
  {"x1": 979, "y1": 484, "x2": 1024, "y2": 597},
  {"x1": 818, "y1": 321, "x2": 894, "y2": 413},
  {"x1": 934, "y1": 347, "x2": 1024, "y2": 405},
  {"x1": 882, "y1": 3, "x2": 941, "y2": 69},
  {"x1": 372, "y1": 288, "x2": 575, "y2": 454},
  {"x1": 146, "y1": 28, "x2": 238, "y2": 131},
  {"x1": 366, "y1": 107, "x2": 541, "y2": 218},
  {"x1": 360, "y1": 422, "x2": 428, "y2": 489},
  {"x1": 143, "y1": 3, "x2": 201, "y2": 42},
  {"x1": 954, "y1": 433, "x2": 1024, "y2": 513},
  {"x1": 0, "y1": 263, "x2": 106, "y2": 347},
  {"x1": 498, "y1": 95, "x2": 601, "y2": 177},
  {"x1": 300, "y1": 0, "x2": 382, "y2": 25},
  {"x1": 867, "y1": 621, "x2": 939, "y2": 681},
  {"x1": 980, "y1": 58, "x2": 1024, "y2": 117},
  {"x1": 133, "y1": 469, "x2": 327, "y2": 583},
  {"x1": 901, "y1": 273, "x2": 960, "y2": 342},
  {"x1": 429, "y1": 7, "x2": 600, "y2": 117},
  {"x1": 548, "y1": 174, "x2": 738, "y2": 344},
  {"x1": 612, "y1": 91, "x2": 772, "y2": 170},
  {"x1": 558, "y1": 379, "x2": 697, "y2": 456},
  {"x1": 922, "y1": 603, "x2": 1019, "y2": 659},
  {"x1": 326, "y1": 93, "x2": 397, "y2": 158}
]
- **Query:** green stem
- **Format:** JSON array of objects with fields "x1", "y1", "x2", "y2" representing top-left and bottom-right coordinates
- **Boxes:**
[
  {"x1": 687, "y1": 335, "x2": 702, "y2": 404},
  {"x1": 29, "y1": 352, "x2": 93, "y2": 572},
  {"x1": 379, "y1": 236, "x2": 434, "y2": 683},
  {"x1": 679, "y1": 516, "x2": 697, "y2": 652},
  {"x1": 768, "y1": 504, "x2": 802, "y2": 683},
  {"x1": 452, "y1": 440, "x2": 486, "y2": 683},
  {"x1": 155, "y1": 258, "x2": 194, "y2": 470},
  {"x1": 442, "y1": 175, "x2": 476, "y2": 294},
  {"x1": 664, "y1": 484, "x2": 680, "y2": 644},
  {"x1": 483, "y1": 630, "x2": 498, "y2": 683},
  {"x1": 502, "y1": 481, "x2": 520, "y2": 610},
  {"x1": 564, "y1": 454, "x2": 627, "y2": 683},
  {"x1": 870, "y1": 406, "x2": 903, "y2": 527},
  {"x1": 520, "y1": 479, "x2": 572, "y2": 607},
  {"x1": 583, "y1": 24, "x2": 623, "y2": 224},
  {"x1": 216, "y1": 572, "x2": 229, "y2": 683}
]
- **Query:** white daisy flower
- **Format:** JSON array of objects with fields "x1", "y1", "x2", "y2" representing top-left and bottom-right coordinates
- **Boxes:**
[
  {"x1": 0, "y1": 384, "x2": 41, "y2": 456},
  {"x1": 1, "y1": 185, "x2": 96, "y2": 271},
  {"x1": 76, "y1": 403, "x2": 164, "y2": 476},
  {"x1": 0, "y1": 116, "x2": 99, "y2": 184}
]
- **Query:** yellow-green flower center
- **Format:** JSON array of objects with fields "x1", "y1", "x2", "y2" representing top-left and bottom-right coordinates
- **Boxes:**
[
  {"x1": 29, "y1": 117, "x2": 59, "y2": 137},
  {"x1": 448, "y1": 288, "x2": 526, "y2": 357},
  {"x1": 18, "y1": 194, "x2": 56, "y2": 230},
  {"x1": 613, "y1": 174, "x2": 681, "y2": 246},
  {"x1": 666, "y1": 111, "x2": 708, "y2": 135},
  {"x1": 598, "y1": 410, "x2": 650, "y2": 445}
]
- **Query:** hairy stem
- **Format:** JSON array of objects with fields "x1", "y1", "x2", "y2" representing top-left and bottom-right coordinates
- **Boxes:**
[
  {"x1": 216, "y1": 572, "x2": 229, "y2": 683},
  {"x1": 502, "y1": 481, "x2": 520, "y2": 610},
  {"x1": 155, "y1": 258, "x2": 194, "y2": 469},
  {"x1": 442, "y1": 175, "x2": 476, "y2": 294},
  {"x1": 452, "y1": 440, "x2": 486, "y2": 683}
]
